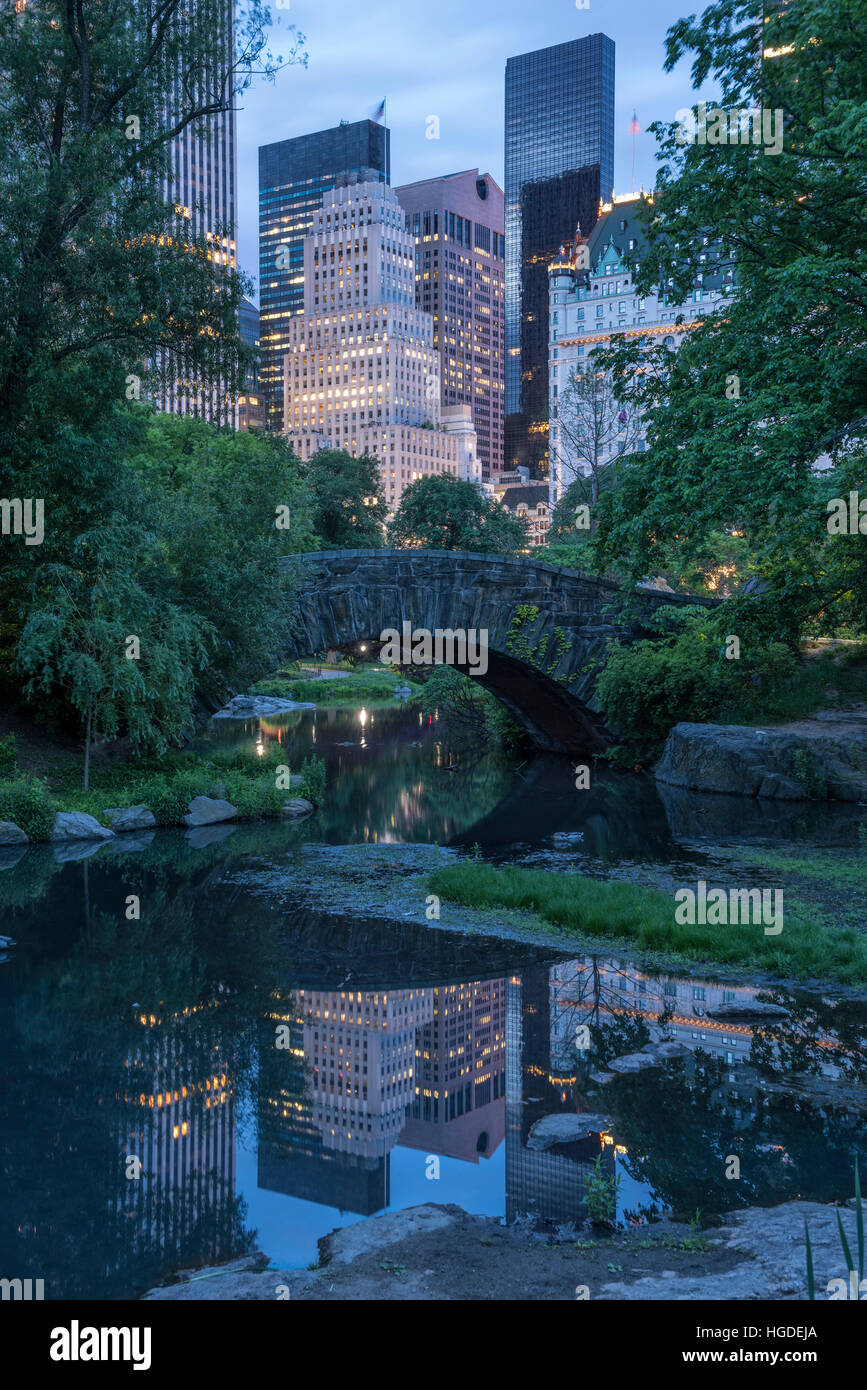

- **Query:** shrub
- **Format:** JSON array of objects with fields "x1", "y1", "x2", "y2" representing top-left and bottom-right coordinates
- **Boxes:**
[
  {"x1": 223, "y1": 770, "x2": 283, "y2": 819},
  {"x1": 0, "y1": 775, "x2": 57, "y2": 840},
  {"x1": 298, "y1": 754, "x2": 326, "y2": 804},
  {"x1": 134, "y1": 770, "x2": 212, "y2": 825},
  {"x1": 0, "y1": 734, "x2": 17, "y2": 776},
  {"x1": 585, "y1": 1152, "x2": 621, "y2": 1227}
]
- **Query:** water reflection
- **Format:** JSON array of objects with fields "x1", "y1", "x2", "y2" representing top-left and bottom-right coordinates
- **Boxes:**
[
  {"x1": 1, "y1": 703, "x2": 864, "y2": 1298},
  {"x1": 2, "y1": 857, "x2": 865, "y2": 1297}
]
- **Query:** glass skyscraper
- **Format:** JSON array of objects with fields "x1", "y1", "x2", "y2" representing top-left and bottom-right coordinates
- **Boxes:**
[
  {"x1": 505, "y1": 35, "x2": 615, "y2": 474},
  {"x1": 258, "y1": 120, "x2": 390, "y2": 432}
]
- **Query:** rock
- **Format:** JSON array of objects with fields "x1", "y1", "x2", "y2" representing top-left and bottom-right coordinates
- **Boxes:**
[
  {"x1": 319, "y1": 1204, "x2": 462, "y2": 1268},
  {"x1": 185, "y1": 823, "x2": 237, "y2": 849},
  {"x1": 599, "y1": 1199, "x2": 863, "y2": 1301},
  {"x1": 182, "y1": 796, "x2": 237, "y2": 827},
  {"x1": 589, "y1": 1070, "x2": 618, "y2": 1086},
  {"x1": 51, "y1": 812, "x2": 115, "y2": 843},
  {"x1": 282, "y1": 798, "x2": 314, "y2": 819},
  {"x1": 527, "y1": 1113, "x2": 613, "y2": 1150},
  {"x1": 706, "y1": 1001, "x2": 790, "y2": 1023},
  {"x1": 656, "y1": 720, "x2": 867, "y2": 803},
  {"x1": 606, "y1": 1052, "x2": 660, "y2": 1074},
  {"x1": 0, "y1": 821, "x2": 28, "y2": 846},
  {"x1": 102, "y1": 805, "x2": 156, "y2": 832},
  {"x1": 213, "y1": 694, "x2": 315, "y2": 719}
]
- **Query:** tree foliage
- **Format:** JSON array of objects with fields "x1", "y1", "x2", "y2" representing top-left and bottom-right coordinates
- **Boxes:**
[
  {"x1": 590, "y1": 0, "x2": 867, "y2": 644},
  {"x1": 304, "y1": 449, "x2": 387, "y2": 548},
  {"x1": 388, "y1": 473, "x2": 529, "y2": 553}
]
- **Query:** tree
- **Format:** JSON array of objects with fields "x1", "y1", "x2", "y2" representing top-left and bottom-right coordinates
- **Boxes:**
[
  {"x1": 553, "y1": 360, "x2": 641, "y2": 527},
  {"x1": 591, "y1": 0, "x2": 867, "y2": 643},
  {"x1": 7, "y1": 406, "x2": 319, "y2": 772},
  {"x1": 388, "y1": 473, "x2": 529, "y2": 553},
  {"x1": 305, "y1": 450, "x2": 387, "y2": 548},
  {"x1": 0, "y1": 0, "x2": 306, "y2": 448},
  {"x1": 17, "y1": 562, "x2": 209, "y2": 790}
]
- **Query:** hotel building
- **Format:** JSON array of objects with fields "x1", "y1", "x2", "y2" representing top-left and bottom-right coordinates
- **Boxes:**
[
  {"x1": 395, "y1": 171, "x2": 506, "y2": 480},
  {"x1": 547, "y1": 196, "x2": 735, "y2": 506},
  {"x1": 283, "y1": 179, "x2": 480, "y2": 512}
]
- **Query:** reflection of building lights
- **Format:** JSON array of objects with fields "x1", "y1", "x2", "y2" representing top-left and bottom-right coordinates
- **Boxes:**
[
  {"x1": 359, "y1": 708, "x2": 368, "y2": 726},
  {"x1": 256, "y1": 739, "x2": 265, "y2": 756}
]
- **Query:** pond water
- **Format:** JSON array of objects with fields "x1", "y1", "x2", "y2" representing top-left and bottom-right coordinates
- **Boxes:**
[{"x1": 1, "y1": 701, "x2": 865, "y2": 1299}]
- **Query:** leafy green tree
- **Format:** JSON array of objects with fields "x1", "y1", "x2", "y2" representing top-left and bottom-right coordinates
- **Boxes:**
[
  {"x1": 389, "y1": 473, "x2": 529, "y2": 553},
  {"x1": 17, "y1": 564, "x2": 209, "y2": 790},
  {"x1": 125, "y1": 412, "x2": 318, "y2": 690},
  {"x1": 8, "y1": 407, "x2": 319, "y2": 775},
  {"x1": 305, "y1": 449, "x2": 387, "y2": 548},
  {"x1": 591, "y1": 0, "x2": 867, "y2": 645},
  {"x1": 0, "y1": 0, "x2": 305, "y2": 448}
]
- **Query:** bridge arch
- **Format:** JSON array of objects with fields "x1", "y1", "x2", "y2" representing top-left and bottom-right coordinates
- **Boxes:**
[{"x1": 278, "y1": 550, "x2": 708, "y2": 755}]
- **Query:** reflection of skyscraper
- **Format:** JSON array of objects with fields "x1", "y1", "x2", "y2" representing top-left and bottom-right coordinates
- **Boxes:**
[
  {"x1": 504, "y1": 36, "x2": 615, "y2": 476},
  {"x1": 258, "y1": 120, "x2": 391, "y2": 432},
  {"x1": 258, "y1": 987, "x2": 433, "y2": 1216},
  {"x1": 505, "y1": 970, "x2": 601, "y2": 1224},
  {"x1": 402, "y1": 979, "x2": 507, "y2": 1161},
  {"x1": 118, "y1": 1000, "x2": 238, "y2": 1267}
]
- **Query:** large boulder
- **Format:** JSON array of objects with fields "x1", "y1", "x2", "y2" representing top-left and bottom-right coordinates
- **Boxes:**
[
  {"x1": 51, "y1": 812, "x2": 115, "y2": 842},
  {"x1": 655, "y1": 720, "x2": 867, "y2": 802},
  {"x1": 0, "y1": 821, "x2": 28, "y2": 846},
  {"x1": 182, "y1": 796, "x2": 237, "y2": 827},
  {"x1": 283, "y1": 797, "x2": 314, "y2": 819},
  {"x1": 102, "y1": 805, "x2": 156, "y2": 832}
]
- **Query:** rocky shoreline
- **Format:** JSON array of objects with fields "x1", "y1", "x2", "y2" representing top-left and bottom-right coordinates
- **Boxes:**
[{"x1": 141, "y1": 1198, "x2": 863, "y2": 1302}]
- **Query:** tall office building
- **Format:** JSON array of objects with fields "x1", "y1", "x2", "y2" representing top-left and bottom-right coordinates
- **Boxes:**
[
  {"x1": 395, "y1": 171, "x2": 505, "y2": 480},
  {"x1": 9, "y1": 0, "x2": 239, "y2": 424},
  {"x1": 283, "y1": 179, "x2": 479, "y2": 512},
  {"x1": 505, "y1": 35, "x2": 615, "y2": 476},
  {"x1": 259, "y1": 120, "x2": 390, "y2": 432},
  {"x1": 156, "y1": 0, "x2": 238, "y2": 424}
]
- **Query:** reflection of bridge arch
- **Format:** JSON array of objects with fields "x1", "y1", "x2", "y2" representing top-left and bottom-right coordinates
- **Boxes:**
[{"x1": 281, "y1": 550, "x2": 714, "y2": 754}]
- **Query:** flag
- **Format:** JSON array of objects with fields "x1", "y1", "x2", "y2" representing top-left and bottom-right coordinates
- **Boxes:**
[
  {"x1": 629, "y1": 109, "x2": 641, "y2": 135},
  {"x1": 372, "y1": 98, "x2": 386, "y2": 123}
]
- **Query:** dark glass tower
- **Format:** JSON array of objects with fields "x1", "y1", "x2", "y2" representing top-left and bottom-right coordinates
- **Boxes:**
[
  {"x1": 505, "y1": 35, "x2": 615, "y2": 476},
  {"x1": 258, "y1": 120, "x2": 390, "y2": 433}
]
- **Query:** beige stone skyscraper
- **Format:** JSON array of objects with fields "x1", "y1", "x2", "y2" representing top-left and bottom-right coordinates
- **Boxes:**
[{"x1": 283, "y1": 179, "x2": 479, "y2": 512}]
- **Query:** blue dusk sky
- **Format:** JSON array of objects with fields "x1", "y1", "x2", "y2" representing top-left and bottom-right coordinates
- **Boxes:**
[{"x1": 236, "y1": 0, "x2": 716, "y2": 295}]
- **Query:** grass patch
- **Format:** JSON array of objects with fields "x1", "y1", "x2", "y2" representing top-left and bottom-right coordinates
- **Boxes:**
[
  {"x1": 428, "y1": 861, "x2": 867, "y2": 984},
  {"x1": 251, "y1": 667, "x2": 420, "y2": 705}
]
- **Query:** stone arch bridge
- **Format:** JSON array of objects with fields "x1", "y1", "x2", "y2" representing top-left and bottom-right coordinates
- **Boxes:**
[{"x1": 279, "y1": 549, "x2": 714, "y2": 754}]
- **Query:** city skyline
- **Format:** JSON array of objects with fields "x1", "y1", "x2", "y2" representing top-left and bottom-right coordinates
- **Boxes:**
[{"x1": 236, "y1": 0, "x2": 716, "y2": 295}]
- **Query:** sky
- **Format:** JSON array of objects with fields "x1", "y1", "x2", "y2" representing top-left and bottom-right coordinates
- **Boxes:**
[{"x1": 236, "y1": 0, "x2": 712, "y2": 298}]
